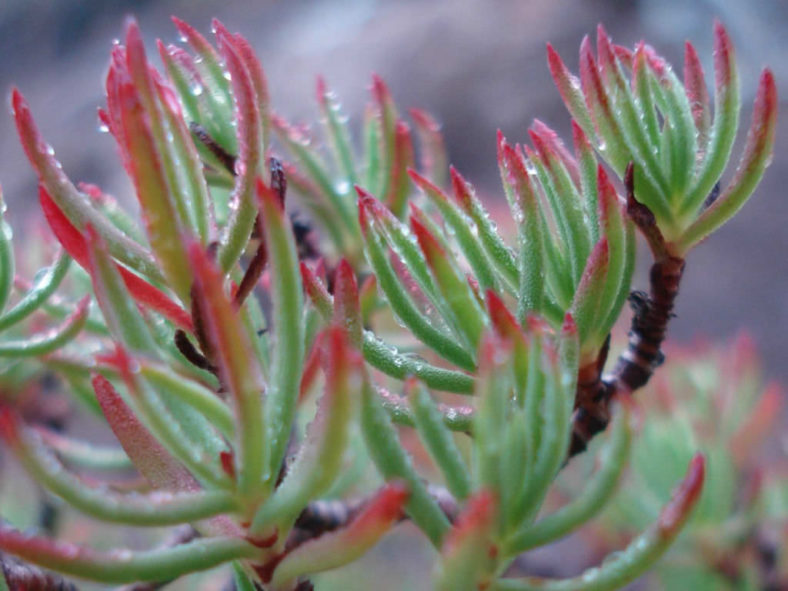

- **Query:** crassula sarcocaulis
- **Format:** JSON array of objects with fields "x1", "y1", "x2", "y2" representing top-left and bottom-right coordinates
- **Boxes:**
[{"x1": 0, "y1": 15, "x2": 777, "y2": 591}]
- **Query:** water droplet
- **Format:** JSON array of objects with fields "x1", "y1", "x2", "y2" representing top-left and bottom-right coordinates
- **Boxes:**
[
  {"x1": 580, "y1": 567, "x2": 600, "y2": 582},
  {"x1": 97, "y1": 122, "x2": 110, "y2": 133},
  {"x1": 111, "y1": 548, "x2": 134, "y2": 561},
  {"x1": 190, "y1": 81, "x2": 204, "y2": 96}
]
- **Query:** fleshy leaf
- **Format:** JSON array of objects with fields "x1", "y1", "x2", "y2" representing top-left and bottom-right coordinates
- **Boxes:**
[
  {"x1": 683, "y1": 41, "x2": 711, "y2": 147},
  {"x1": 11, "y1": 88, "x2": 162, "y2": 282},
  {"x1": 505, "y1": 403, "x2": 631, "y2": 553},
  {"x1": 361, "y1": 374, "x2": 451, "y2": 546},
  {"x1": 497, "y1": 454, "x2": 705, "y2": 590},
  {"x1": 250, "y1": 327, "x2": 359, "y2": 533},
  {"x1": 358, "y1": 192, "x2": 475, "y2": 370},
  {"x1": 0, "y1": 523, "x2": 258, "y2": 584},
  {"x1": 332, "y1": 259, "x2": 363, "y2": 346},
  {"x1": 410, "y1": 108, "x2": 448, "y2": 187},
  {"x1": 0, "y1": 410, "x2": 236, "y2": 526},
  {"x1": 434, "y1": 490, "x2": 498, "y2": 591},
  {"x1": 0, "y1": 249, "x2": 71, "y2": 332},
  {"x1": 256, "y1": 177, "x2": 305, "y2": 481},
  {"x1": 188, "y1": 242, "x2": 266, "y2": 500},
  {"x1": 681, "y1": 21, "x2": 741, "y2": 218},
  {"x1": 216, "y1": 27, "x2": 264, "y2": 273},
  {"x1": 92, "y1": 374, "x2": 197, "y2": 491},
  {"x1": 450, "y1": 167, "x2": 518, "y2": 289},
  {"x1": 41, "y1": 188, "x2": 192, "y2": 331},
  {"x1": 408, "y1": 378, "x2": 472, "y2": 501},
  {"x1": 270, "y1": 482, "x2": 408, "y2": 586},
  {"x1": 411, "y1": 211, "x2": 485, "y2": 351},
  {"x1": 0, "y1": 296, "x2": 88, "y2": 358},
  {"x1": 678, "y1": 68, "x2": 777, "y2": 252},
  {"x1": 0, "y1": 192, "x2": 13, "y2": 314},
  {"x1": 410, "y1": 169, "x2": 500, "y2": 293}
]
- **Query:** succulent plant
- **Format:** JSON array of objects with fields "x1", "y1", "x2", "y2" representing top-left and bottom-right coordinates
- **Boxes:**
[
  {"x1": 578, "y1": 334, "x2": 788, "y2": 590},
  {"x1": 0, "y1": 15, "x2": 777, "y2": 591}
]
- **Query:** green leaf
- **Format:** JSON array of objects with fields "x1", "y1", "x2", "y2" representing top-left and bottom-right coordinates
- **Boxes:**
[
  {"x1": 251, "y1": 327, "x2": 358, "y2": 534},
  {"x1": 139, "y1": 361, "x2": 235, "y2": 441},
  {"x1": 0, "y1": 249, "x2": 71, "y2": 332},
  {"x1": 0, "y1": 196, "x2": 14, "y2": 314},
  {"x1": 35, "y1": 428, "x2": 132, "y2": 472},
  {"x1": 216, "y1": 29, "x2": 264, "y2": 273},
  {"x1": 11, "y1": 89, "x2": 163, "y2": 283},
  {"x1": 0, "y1": 524, "x2": 258, "y2": 584},
  {"x1": 188, "y1": 242, "x2": 266, "y2": 499},
  {"x1": 0, "y1": 296, "x2": 89, "y2": 358},
  {"x1": 411, "y1": 211, "x2": 486, "y2": 351},
  {"x1": 408, "y1": 379, "x2": 472, "y2": 500},
  {"x1": 410, "y1": 169, "x2": 500, "y2": 292},
  {"x1": 275, "y1": 117, "x2": 357, "y2": 235},
  {"x1": 505, "y1": 404, "x2": 631, "y2": 554},
  {"x1": 680, "y1": 22, "x2": 740, "y2": 220},
  {"x1": 0, "y1": 410, "x2": 236, "y2": 526},
  {"x1": 302, "y1": 255, "x2": 476, "y2": 394},
  {"x1": 451, "y1": 168, "x2": 519, "y2": 290},
  {"x1": 359, "y1": 196, "x2": 475, "y2": 369},
  {"x1": 271, "y1": 483, "x2": 409, "y2": 586},
  {"x1": 317, "y1": 77, "x2": 358, "y2": 185},
  {"x1": 474, "y1": 336, "x2": 512, "y2": 495},
  {"x1": 678, "y1": 68, "x2": 777, "y2": 253},
  {"x1": 495, "y1": 455, "x2": 706, "y2": 591},
  {"x1": 361, "y1": 375, "x2": 451, "y2": 546},
  {"x1": 569, "y1": 239, "x2": 610, "y2": 355},
  {"x1": 85, "y1": 226, "x2": 156, "y2": 352},
  {"x1": 498, "y1": 135, "x2": 544, "y2": 316},
  {"x1": 435, "y1": 491, "x2": 498, "y2": 591},
  {"x1": 257, "y1": 178, "x2": 305, "y2": 482}
]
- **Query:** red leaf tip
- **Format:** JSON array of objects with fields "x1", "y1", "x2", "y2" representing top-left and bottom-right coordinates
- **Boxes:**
[
  {"x1": 562, "y1": 313, "x2": 577, "y2": 335},
  {"x1": 10, "y1": 86, "x2": 26, "y2": 115},
  {"x1": 486, "y1": 289, "x2": 521, "y2": 340},
  {"x1": 354, "y1": 184, "x2": 375, "y2": 201}
]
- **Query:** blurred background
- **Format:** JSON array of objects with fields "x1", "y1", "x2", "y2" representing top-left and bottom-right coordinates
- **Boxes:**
[{"x1": 0, "y1": 1, "x2": 786, "y2": 589}]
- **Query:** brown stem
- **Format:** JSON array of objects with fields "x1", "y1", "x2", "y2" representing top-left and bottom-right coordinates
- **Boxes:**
[
  {"x1": 287, "y1": 485, "x2": 458, "y2": 549},
  {"x1": 0, "y1": 551, "x2": 78, "y2": 591},
  {"x1": 567, "y1": 163, "x2": 685, "y2": 458},
  {"x1": 190, "y1": 122, "x2": 237, "y2": 175},
  {"x1": 233, "y1": 214, "x2": 268, "y2": 309}
]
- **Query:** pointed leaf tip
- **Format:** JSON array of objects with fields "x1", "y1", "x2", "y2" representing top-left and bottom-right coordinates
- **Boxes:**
[
  {"x1": 315, "y1": 75, "x2": 327, "y2": 104},
  {"x1": 333, "y1": 258, "x2": 362, "y2": 344},
  {"x1": 410, "y1": 213, "x2": 443, "y2": 266},
  {"x1": 449, "y1": 166, "x2": 473, "y2": 210},
  {"x1": 354, "y1": 184, "x2": 375, "y2": 200},
  {"x1": 486, "y1": 289, "x2": 520, "y2": 340},
  {"x1": 713, "y1": 20, "x2": 735, "y2": 90},
  {"x1": 371, "y1": 73, "x2": 391, "y2": 104}
]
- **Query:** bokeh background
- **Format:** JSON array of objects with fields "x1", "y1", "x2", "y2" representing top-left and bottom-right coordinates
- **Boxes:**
[{"x1": 0, "y1": 1, "x2": 786, "y2": 588}]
